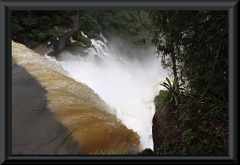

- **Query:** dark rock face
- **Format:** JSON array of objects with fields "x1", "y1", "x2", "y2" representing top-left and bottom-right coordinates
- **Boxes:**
[
  {"x1": 152, "y1": 104, "x2": 176, "y2": 153},
  {"x1": 12, "y1": 63, "x2": 82, "y2": 155},
  {"x1": 152, "y1": 106, "x2": 166, "y2": 152}
]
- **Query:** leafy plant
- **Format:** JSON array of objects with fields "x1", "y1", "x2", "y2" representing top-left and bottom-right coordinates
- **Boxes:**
[
  {"x1": 178, "y1": 112, "x2": 189, "y2": 127},
  {"x1": 12, "y1": 22, "x2": 23, "y2": 33},
  {"x1": 181, "y1": 146, "x2": 187, "y2": 155},
  {"x1": 76, "y1": 36, "x2": 92, "y2": 47},
  {"x1": 161, "y1": 77, "x2": 183, "y2": 105},
  {"x1": 147, "y1": 10, "x2": 228, "y2": 110},
  {"x1": 156, "y1": 143, "x2": 175, "y2": 155},
  {"x1": 21, "y1": 17, "x2": 38, "y2": 29},
  {"x1": 86, "y1": 30, "x2": 104, "y2": 41},
  {"x1": 52, "y1": 14, "x2": 62, "y2": 25},
  {"x1": 198, "y1": 120, "x2": 211, "y2": 134},
  {"x1": 154, "y1": 90, "x2": 168, "y2": 109},
  {"x1": 203, "y1": 94, "x2": 227, "y2": 119},
  {"x1": 182, "y1": 128, "x2": 197, "y2": 145},
  {"x1": 37, "y1": 32, "x2": 48, "y2": 41},
  {"x1": 68, "y1": 41, "x2": 85, "y2": 52},
  {"x1": 214, "y1": 126, "x2": 225, "y2": 138},
  {"x1": 48, "y1": 29, "x2": 61, "y2": 38}
]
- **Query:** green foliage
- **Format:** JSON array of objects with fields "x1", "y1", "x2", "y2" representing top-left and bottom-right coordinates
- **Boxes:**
[
  {"x1": 85, "y1": 30, "x2": 103, "y2": 41},
  {"x1": 161, "y1": 77, "x2": 183, "y2": 105},
  {"x1": 156, "y1": 143, "x2": 175, "y2": 155},
  {"x1": 26, "y1": 40, "x2": 38, "y2": 48},
  {"x1": 95, "y1": 10, "x2": 148, "y2": 45},
  {"x1": 198, "y1": 120, "x2": 211, "y2": 134},
  {"x1": 154, "y1": 90, "x2": 168, "y2": 109},
  {"x1": 182, "y1": 128, "x2": 197, "y2": 145},
  {"x1": 214, "y1": 126, "x2": 225, "y2": 138},
  {"x1": 147, "y1": 10, "x2": 228, "y2": 105},
  {"x1": 48, "y1": 29, "x2": 61, "y2": 40},
  {"x1": 155, "y1": 126, "x2": 225, "y2": 155},
  {"x1": 37, "y1": 32, "x2": 48, "y2": 41},
  {"x1": 38, "y1": 15, "x2": 52, "y2": 26},
  {"x1": 203, "y1": 94, "x2": 227, "y2": 119},
  {"x1": 12, "y1": 15, "x2": 24, "y2": 34},
  {"x1": 11, "y1": 11, "x2": 73, "y2": 47},
  {"x1": 36, "y1": 29, "x2": 60, "y2": 42},
  {"x1": 68, "y1": 41, "x2": 84, "y2": 52},
  {"x1": 180, "y1": 146, "x2": 187, "y2": 155},
  {"x1": 178, "y1": 112, "x2": 189, "y2": 127},
  {"x1": 76, "y1": 36, "x2": 92, "y2": 47},
  {"x1": 52, "y1": 14, "x2": 62, "y2": 25},
  {"x1": 12, "y1": 10, "x2": 147, "y2": 52},
  {"x1": 12, "y1": 22, "x2": 23, "y2": 33},
  {"x1": 79, "y1": 11, "x2": 101, "y2": 34},
  {"x1": 21, "y1": 17, "x2": 38, "y2": 29},
  {"x1": 149, "y1": 11, "x2": 228, "y2": 155}
]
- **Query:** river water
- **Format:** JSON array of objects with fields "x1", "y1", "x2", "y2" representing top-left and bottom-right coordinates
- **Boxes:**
[{"x1": 12, "y1": 34, "x2": 169, "y2": 154}]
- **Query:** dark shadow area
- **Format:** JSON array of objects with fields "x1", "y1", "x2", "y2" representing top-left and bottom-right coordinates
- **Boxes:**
[{"x1": 12, "y1": 63, "x2": 82, "y2": 155}]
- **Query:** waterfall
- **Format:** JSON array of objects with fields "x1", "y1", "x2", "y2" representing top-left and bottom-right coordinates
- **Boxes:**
[
  {"x1": 12, "y1": 41, "x2": 140, "y2": 154},
  {"x1": 55, "y1": 35, "x2": 169, "y2": 151}
]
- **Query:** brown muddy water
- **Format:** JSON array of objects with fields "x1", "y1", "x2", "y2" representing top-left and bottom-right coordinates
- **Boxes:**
[{"x1": 12, "y1": 41, "x2": 140, "y2": 155}]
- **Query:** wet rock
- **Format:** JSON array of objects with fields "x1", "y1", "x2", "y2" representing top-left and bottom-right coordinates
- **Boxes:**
[
  {"x1": 137, "y1": 148, "x2": 154, "y2": 155},
  {"x1": 152, "y1": 104, "x2": 169, "y2": 153},
  {"x1": 152, "y1": 102, "x2": 179, "y2": 154}
]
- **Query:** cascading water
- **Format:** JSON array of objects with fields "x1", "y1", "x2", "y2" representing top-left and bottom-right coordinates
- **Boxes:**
[
  {"x1": 55, "y1": 34, "x2": 169, "y2": 151},
  {"x1": 12, "y1": 41, "x2": 140, "y2": 154}
]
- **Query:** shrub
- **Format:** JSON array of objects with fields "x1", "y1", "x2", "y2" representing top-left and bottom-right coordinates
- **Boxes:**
[
  {"x1": 68, "y1": 41, "x2": 83, "y2": 52},
  {"x1": 37, "y1": 32, "x2": 48, "y2": 41},
  {"x1": 38, "y1": 15, "x2": 52, "y2": 26},
  {"x1": 76, "y1": 36, "x2": 92, "y2": 47},
  {"x1": 48, "y1": 29, "x2": 61, "y2": 38},
  {"x1": 182, "y1": 128, "x2": 197, "y2": 145},
  {"x1": 161, "y1": 77, "x2": 183, "y2": 105},
  {"x1": 154, "y1": 90, "x2": 168, "y2": 109},
  {"x1": 21, "y1": 17, "x2": 38, "y2": 29},
  {"x1": 52, "y1": 14, "x2": 62, "y2": 25},
  {"x1": 12, "y1": 22, "x2": 23, "y2": 33},
  {"x1": 86, "y1": 30, "x2": 104, "y2": 42},
  {"x1": 178, "y1": 112, "x2": 190, "y2": 127}
]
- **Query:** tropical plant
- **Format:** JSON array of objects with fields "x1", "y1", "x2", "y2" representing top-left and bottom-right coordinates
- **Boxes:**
[
  {"x1": 146, "y1": 10, "x2": 228, "y2": 105},
  {"x1": 161, "y1": 77, "x2": 183, "y2": 105}
]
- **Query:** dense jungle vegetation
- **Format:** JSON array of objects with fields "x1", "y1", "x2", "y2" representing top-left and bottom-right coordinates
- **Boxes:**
[
  {"x1": 12, "y1": 10, "x2": 228, "y2": 155},
  {"x1": 12, "y1": 10, "x2": 149, "y2": 49},
  {"x1": 146, "y1": 10, "x2": 228, "y2": 155}
]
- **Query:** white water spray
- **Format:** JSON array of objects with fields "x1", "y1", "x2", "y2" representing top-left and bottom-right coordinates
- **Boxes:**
[{"x1": 56, "y1": 35, "x2": 169, "y2": 150}]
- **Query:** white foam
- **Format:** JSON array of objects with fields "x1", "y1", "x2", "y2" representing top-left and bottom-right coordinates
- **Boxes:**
[{"x1": 57, "y1": 35, "x2": 169, "y2": 150}]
